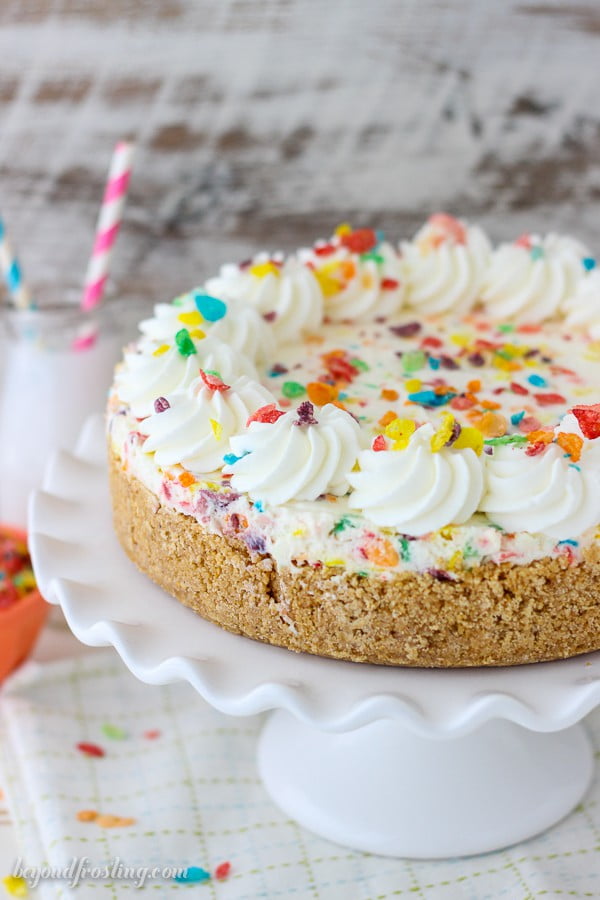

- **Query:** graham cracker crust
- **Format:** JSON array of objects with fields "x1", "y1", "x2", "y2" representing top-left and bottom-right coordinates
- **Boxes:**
[{"x1": 109, "y1": 449, "x2": 600, "y2": 667}]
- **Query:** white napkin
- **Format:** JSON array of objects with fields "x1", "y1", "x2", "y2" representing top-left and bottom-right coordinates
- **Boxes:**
[{"x1": 1, "y1": 651, "x2": 600, "y2": 899}]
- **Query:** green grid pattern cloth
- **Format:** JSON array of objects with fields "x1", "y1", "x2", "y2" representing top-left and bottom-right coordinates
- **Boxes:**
[{"x1": 1, "y1": 652, "x2": 600, "y2": 899}]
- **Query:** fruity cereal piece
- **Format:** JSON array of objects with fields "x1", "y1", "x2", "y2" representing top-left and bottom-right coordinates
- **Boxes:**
[
  {"x1": 214, "y1": 862, "x2": 231, "y2": 881},
  {"x1": 518, "y1": 416, "x2": 542, "y2": 434},
  {"x1": 174, "y1": 328, "x2": 197, "y2": 357},
  {"x1": 340, "y1": 228, "x2": 378, "y2": 253},
  {"x1": 307, "y1": 382, "x2": 337, "y2": 406},
  {"x1": 430, "y1": 413, "x2": 456, "y2": 452},
  {"x1": 452, "y1": 427, "x2": 484, "y2": 455},
  {"x1": 450, "y1": 394, "x2": 476, "y2": 411},
  {"x1": 534, "y1": 392, "x2": 567, "y2": 407},
  {"x1": 384, "y1": 417, "x2": 416, "y2": 450},
  {"x1": 2, "y1": 876, "x2": 28, "y2": 897},
  {"x1": 428, "y1": 212, "x2": 467, "y2": 244},
  {"x1": 246, "y1": 404, "x2": 285, "y2": 426},
  {"x1": 378, "y1": 410, "x2": 398, "y2": 427},
  {"x1": 76, "y1": 742, "x2": 105, "y2": 758},
  {"x1": 364, "y1": 537, "x2": 399, "y2": 568},
  {"x1": 557, "y1": 432, "x2": 584, "y2": 462},
  {"x1": 479, "y1": 412, "x2": 507, "y2": 438},
  {"x1": 570, "y1": 403, "x2": 600, "y2": 439},
  {"x1": 525, "y1": 441, "x2": 548, "y2": 457},
  {"x1": 199, "y1": 369, "x2": 230, "y2": 392},
  {"x1": 526, "y1": 430, "x2": 554, "y2": 445},
  {"x1": 76, "y1": 810, "x2": 98, "y2": 822}
]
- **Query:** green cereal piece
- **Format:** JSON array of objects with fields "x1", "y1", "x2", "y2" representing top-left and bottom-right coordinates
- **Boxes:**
[{"x1": 281, "y1": 381, "x2": 306, "y2": 399}]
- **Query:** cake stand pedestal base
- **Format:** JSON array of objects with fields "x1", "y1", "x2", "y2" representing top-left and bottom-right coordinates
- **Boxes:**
[{"x1": 258, "y1": 710, "x2": 593, "y2": 858}]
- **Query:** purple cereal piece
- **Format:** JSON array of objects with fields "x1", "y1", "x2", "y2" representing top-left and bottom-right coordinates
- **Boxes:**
[
  {"x1": 445, "y1": 421, "x2": 462, "y2": 447},
  {"x1": 439, "y1": 355, "x2": 460, "y2": 370},
  {"x1": 389, "y1": 321, "x2": 422, "y2": 338},
  {"x1": 293, "y1": 401, "x2": 318, "y2": 426},
  {"x1": 245, "y1": 533, "x2": 267, "y2": 553},
  {"x1": 428, "y1": 568, "x2": 457, "y2": 582},
  {"x1": 467, "y1": 352, "x2": 485, "y2": 367}
]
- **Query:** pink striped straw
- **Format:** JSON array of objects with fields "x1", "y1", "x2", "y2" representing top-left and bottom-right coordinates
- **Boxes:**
[{"x1": 81, "y1": 140, "x2": 135, "y2": 311}]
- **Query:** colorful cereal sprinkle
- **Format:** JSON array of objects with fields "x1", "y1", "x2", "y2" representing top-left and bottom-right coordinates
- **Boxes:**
[
  {"x1": 101, "y1": 724, "x2": 128, "y2": 741},
  {"x1": 2, "y1": 876, "x2": 28, "y2": 897},
  {"x1": 76, "y1": 742, "x2": 105, "y2": 758},
  {"x1": 173, "y1": 867, "x2": 211, "y2": 884}
]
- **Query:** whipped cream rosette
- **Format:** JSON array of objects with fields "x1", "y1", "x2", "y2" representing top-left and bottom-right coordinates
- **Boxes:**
[
  {"x1": 140, "y1": 372, "x2": 275, "y2": 474},
  {"x1": 347, "y1": 420, "x2": 484, "y2": 536},
  {"x1": 224, "y1": 401, "x2": 363, "y2": 504},
  {"x1": 299, "y1": 228, "x2": 405, "y2": 321},
  {"x1": 480, "y1": 437, "x2": 600, "y2": 541},
  {"x1": 116, "y1": 334, "x2": 258, "y2": 418},
  {"x1": 563, "y1": 269, "x2": 600, "y2": 339},
  {"x1": 205, "y1": 254, "x2": 324, "y2": 344},
  {"x1": 400, "y1": 213, "x2": 491, "y2": 315},
  {"x1": 481, "y1": 233, "x2": 590, "y2": 322},
  {"x1": 138, "y1": 292, "x2": 209, "y2": 343},
  {"x1": 138, "y1": 290, "x2": 273, "y2": 363}
]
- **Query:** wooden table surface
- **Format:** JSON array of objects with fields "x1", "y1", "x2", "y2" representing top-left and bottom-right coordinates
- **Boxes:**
[{"x1": 0, "y1": 0, "x2": 599, "y2": 311}]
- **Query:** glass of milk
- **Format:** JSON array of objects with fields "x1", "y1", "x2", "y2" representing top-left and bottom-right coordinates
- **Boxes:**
[{"x1": 0, "y1": 295, "x2": 126, "y2": 528}]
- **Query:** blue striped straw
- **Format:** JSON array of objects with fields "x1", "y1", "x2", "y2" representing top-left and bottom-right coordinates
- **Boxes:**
[{"x1": 0, "y1": 216, "x2": 32, "y2": 309}]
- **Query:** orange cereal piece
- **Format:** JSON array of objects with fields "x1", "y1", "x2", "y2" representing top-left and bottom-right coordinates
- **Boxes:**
[
  {"x1": 556, "y1": 432, "x2": 583, "y2": 462},
  {"x1": 479, "y1": 411, "x2": 507, "y2": 438},
  {"x1": 378, "y1": 410, "x2": 398, "y2": 427},
  {"x1": 466, "y1": 409, "x2": 484, "y2": 425},
  {"x1": 95, "y1": 814, "x2": 136, "y2": 828},
  {"x1": 526, "y1": 429, "x2": 554, "y2": 445},
  {"x1": 380, "y1": 388, "x2": 399, "y2": 401},
  {"x1": 77, "y1": 810, "x2": 98, "y2": 822},
  {"x1": 364, "y1": 538, "x2": 399, "y2": 568},
  {"x1": 480, "y1": 399, "x2": 501, "y2": 410},
  {"x1": 306, "y1": 382, "x2": 337, "y2": 406},
  {"x1": 467, "y1": 379, "x2": 481, "y2": 393},
  {"x1": 178, "y1": 472, "x2": 196, "y2": 488},
  {"x1": 338, "y1": 259, "x2": 357, "y2": 281}
]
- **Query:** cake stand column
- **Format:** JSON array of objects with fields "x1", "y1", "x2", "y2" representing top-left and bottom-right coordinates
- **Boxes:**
[{"x1": 257, "y1": 710, "x2": 593, "y2": 858}]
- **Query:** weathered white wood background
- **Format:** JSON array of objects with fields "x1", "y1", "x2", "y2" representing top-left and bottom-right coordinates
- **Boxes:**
[{"x1": 0, "y1": 0, "x2": 599, "y2": 306}]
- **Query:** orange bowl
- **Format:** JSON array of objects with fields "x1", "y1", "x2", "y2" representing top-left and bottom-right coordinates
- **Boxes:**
[{"x1": 0, "y1": 526, "x2": 49, "y2": 683}]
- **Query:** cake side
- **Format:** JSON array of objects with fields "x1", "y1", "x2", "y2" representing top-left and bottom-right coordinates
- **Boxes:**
[{"x1": 110, "y1": 447, "x2": 600, "y2": 667}]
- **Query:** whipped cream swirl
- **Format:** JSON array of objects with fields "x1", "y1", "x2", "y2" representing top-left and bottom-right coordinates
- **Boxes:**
[
  {"x1": 563, "y1": 269, "x2": 600, "y2": 339},
  {"x1": 225, "y1": 403, "x2": 363, "y2": 504},
  {"x1": 300, "y1": 241, "x2": 405, "y2": 320},
  {"x1": 400, "y1": 216, "x2": 491, "y2": 315},
  {"x1": 480, "y1": 442, "x2": 600, "y2": 539},
  {"x1": 138, "y1": 292, "x2": 201, "y2": 344},
  {"x1": 141, "y1": 375, "x2": 275, "y2": 474},
  {"x1": 347, "y1": 424, "x2": 484, "y2": 536},
  {"x1": 138, "y1": 292, "x2": 273, "y2": 363},
  {"x1": 481, "y1": 234, "x2": 589, "y2": 322},
  {"x1": 205, "y1": 255, "x2": 324, "y2": 344},
  {"x1": 115, "y1": 337, "x2": 258, "y2": 418}
]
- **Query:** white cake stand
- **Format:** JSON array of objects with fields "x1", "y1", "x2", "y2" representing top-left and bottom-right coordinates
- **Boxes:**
[{"x1": 28, "y1": 416, "x2": 600, "y2": 859}]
